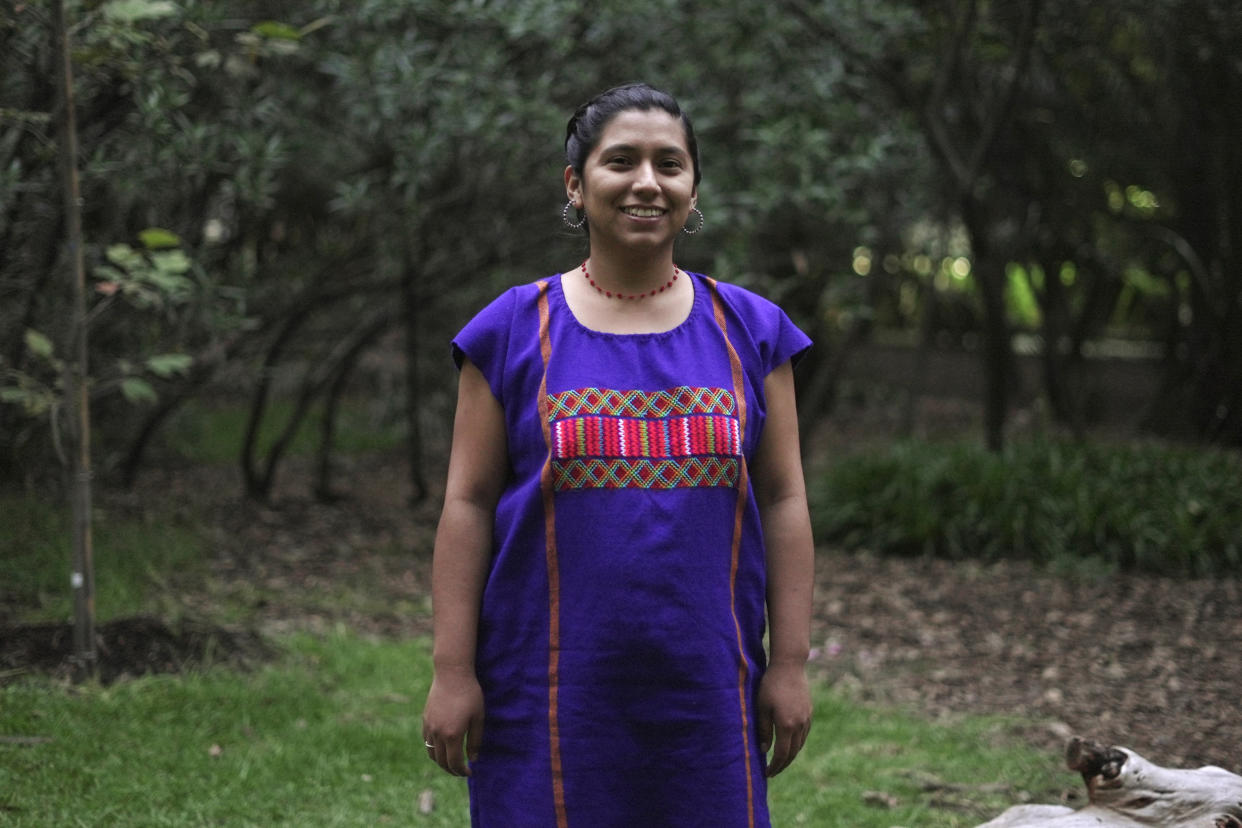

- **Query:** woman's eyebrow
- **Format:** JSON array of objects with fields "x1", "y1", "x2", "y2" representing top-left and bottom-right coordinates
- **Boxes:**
[{"x1": 599, "y1": 142, "x2": 688, "y2": 157}]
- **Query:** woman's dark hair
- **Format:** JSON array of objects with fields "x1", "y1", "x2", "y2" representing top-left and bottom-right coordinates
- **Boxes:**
[{"x1": 565, "y1": 82, "x2": 701, "y2": 188}]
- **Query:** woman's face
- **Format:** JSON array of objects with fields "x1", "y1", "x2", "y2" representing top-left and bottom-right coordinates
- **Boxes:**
[{"x1": 565, "y1": 109, "x2": 698, "y2": 254}]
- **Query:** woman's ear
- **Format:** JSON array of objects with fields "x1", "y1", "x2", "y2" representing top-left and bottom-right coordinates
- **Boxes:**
[{"x1": 564, "y1": 165, "x2": 582, "y2": 206}]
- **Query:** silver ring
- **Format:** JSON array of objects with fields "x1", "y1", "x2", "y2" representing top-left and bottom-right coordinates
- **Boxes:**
[{"x1": 424, "y1": 741, "x2": 434, "y2": 749}]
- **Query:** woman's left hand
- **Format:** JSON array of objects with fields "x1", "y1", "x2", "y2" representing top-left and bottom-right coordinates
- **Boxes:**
[{"x1": 756, "y1": 660, "x2": 812, "y2": 777}]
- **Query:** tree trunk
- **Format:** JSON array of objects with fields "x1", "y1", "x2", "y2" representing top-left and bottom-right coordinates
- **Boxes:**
[
  {"x1": 53, "y1": 0, "x2": 96, "y2": 680},
  {"x1": 1032, "y1": 259, "x2": 1087, "y2": 437},
  {"x1": 249, "y1": 313, "x2": 392, "y2": 501},
  {"x1": 400, "y1": 244, "x2": 428, "y2": 504},
  {"x1": 313, "y1": 314, "x2": 394, "y2": 502},
  {"x1": 239, "y1": 280, "x2": 398, "y2": 499},
  {"x1": 963, "y1": 215, "x2": 1013, "y2": 452},
  {"x1": 901, "y1": 258, "x2": 940, "y2": 438}
]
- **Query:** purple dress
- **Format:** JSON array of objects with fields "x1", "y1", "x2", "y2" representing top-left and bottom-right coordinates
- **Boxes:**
[{"x1": 452, "y1": 271, "x2": 811, "y2": 828}]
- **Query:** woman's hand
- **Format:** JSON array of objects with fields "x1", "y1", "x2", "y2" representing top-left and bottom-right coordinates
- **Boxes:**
[
  {"x1": 756, "y1": 659, "x2": 812, "y2": 777},
  {"x1": 422, "y1": 666, "x2": 485, "y2": 777}
]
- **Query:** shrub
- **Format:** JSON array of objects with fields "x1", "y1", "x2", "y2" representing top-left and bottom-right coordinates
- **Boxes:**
[{"x1": 810, "y1": 438, "x2": 1242, "y2": 575}]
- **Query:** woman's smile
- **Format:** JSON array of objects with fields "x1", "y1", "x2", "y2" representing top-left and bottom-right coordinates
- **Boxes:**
[
  {"x1": 621, "y1": 206, "x2": 666, "y2": 218},
  {"x1": 567, "y1": 108, "x2": 698, "y2": 251}
]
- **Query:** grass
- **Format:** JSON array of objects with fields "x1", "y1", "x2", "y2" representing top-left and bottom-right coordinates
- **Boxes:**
[
  {"x1": 0, "y1": 493, "x2": 205, "y2": 624},
  {"x1": 0, "y1": 633, "x2": 467, "y2": 827},
  {"x1": 1, "y1": 632, "x2": 1069, "y2": 827}
]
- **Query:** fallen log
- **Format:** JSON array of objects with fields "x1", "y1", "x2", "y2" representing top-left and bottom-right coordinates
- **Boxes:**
[{"x1": 976, "y1": 737, "x2": 1242, "y2": 827}]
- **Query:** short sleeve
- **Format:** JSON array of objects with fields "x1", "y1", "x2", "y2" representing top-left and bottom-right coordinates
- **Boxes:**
[
  {"x1": 714, "y1": 280, "x2": 812, "y2": 376},
  {"x1": 451, "y1": 287, "x2": 518, "y2": 403},
  {"x1": 768, "y1": 305, "x2": 812, "y2": 374}
]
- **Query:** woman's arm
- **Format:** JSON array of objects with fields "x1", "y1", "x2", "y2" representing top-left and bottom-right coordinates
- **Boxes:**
[
  {"x1": 422, "y1": 359, "x2": 508, "y2": 777},
  {"x1": 751, "y1": 360, "x2": 815, "y2": 777}
]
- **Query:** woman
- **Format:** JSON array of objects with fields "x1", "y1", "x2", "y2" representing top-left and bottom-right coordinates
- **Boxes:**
[{"x1": 422, "y1": 82, "x2": 815, "y2": 827}]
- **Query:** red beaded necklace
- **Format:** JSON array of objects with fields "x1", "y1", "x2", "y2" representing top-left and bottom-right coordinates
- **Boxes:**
[{"x1": 580, "y1": 261, "x2": 679, "y2": 300}]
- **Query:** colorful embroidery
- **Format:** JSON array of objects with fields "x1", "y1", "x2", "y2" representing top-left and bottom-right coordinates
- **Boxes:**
[
  {"x1": 553, "y1": 457, "x2": 739, "y2": 490},
  {"x1": 552, "y1": 415, "x2": 740, "y2": 460},
  {"x1": 548, "y1": 386, "x2": 735, "y2": 419},
  {"x1": 547, "y1": 386, "x2": 741, "y2": 490}
]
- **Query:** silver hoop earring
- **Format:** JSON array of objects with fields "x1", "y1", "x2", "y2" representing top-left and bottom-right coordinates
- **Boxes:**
[
  {"x1": 562, "y1": 200, "x2": 586, "y2": 229},
  {"x1": 682, "y1": 207, "x2": 704, "y2": 235}
]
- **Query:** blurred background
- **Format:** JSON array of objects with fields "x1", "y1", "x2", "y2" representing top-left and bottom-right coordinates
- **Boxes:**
[
  {"x1": 5, "y1": 0, "x2": 1241, "y2": 484},
  {"x1": 3, "y1": 0, "x2": 1241, "y2": 583},
  {"x1": 2, "y1": 2, "x2": 1241, "y2": 823}
]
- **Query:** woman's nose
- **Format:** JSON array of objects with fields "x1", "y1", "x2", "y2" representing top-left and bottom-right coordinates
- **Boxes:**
[{"x1": 632, "y1": 161, "x2": 659, "y2": 192}]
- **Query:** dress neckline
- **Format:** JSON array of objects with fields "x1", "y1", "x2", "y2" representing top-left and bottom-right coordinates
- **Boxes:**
[{"x1": 551, "y1": 270, "x2": 702, "y2": 340}]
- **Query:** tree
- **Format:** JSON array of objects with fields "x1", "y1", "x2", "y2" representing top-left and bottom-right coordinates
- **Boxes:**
[
  {"x1": 52, "y1": 0, "x2": 96, "y2": 678},
  {"x1": 784, "y1": 0, "x2": 1046, "y2": 450}
]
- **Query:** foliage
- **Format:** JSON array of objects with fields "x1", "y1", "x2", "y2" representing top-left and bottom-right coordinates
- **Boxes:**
[
  {"x1": 0, "y1": 631, "x2": 1065, "y2": 827},
  {"x1": 812, "y1": 438, "x2": 1242, "y2": 575},
  {"x1": 4, "y1": 0, "x2": 1241, "y2": 495},
  {"x1": 1, "y1": 1, "x2": 255, "y2": 479},
  {"x1": 785, "y1": 0, "x2": 1242, "y2": 446}
]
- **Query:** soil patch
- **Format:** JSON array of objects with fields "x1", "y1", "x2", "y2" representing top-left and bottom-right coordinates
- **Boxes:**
[{"x1": 0, "y1": 615, "x2": 272, "y2": 685}]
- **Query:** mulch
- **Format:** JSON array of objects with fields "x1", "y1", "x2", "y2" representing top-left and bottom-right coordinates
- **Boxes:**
[{"x1": 809, "y1": 551, "x2": 1242, "y2": 773}]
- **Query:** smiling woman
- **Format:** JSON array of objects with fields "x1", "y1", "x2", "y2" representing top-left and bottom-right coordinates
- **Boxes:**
[
  {"x1": 565, "y1": 108, "x2": 698, "y2": 303},
  {"x1": 420, "y1": 82, "x2": 816, "y2": 828}
]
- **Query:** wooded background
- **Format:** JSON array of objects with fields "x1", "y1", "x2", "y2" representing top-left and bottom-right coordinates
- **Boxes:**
[{"x1": 4, "y1": 0, "x2": 1240, "y2": 501}]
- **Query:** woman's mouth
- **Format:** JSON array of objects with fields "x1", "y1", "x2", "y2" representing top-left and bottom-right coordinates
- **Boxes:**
[{"x1": 621, "y1": 207, "x2": 666, "y2": 218}]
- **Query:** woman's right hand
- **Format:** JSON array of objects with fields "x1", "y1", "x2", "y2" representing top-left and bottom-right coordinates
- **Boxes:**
[{"x1": 422, "y1": 667, "x2": 485, "y2": 777}]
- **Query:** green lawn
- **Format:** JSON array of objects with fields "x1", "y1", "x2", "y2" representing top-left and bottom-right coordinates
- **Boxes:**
[{"x1": 1, "y1": 631, "x2": 1068, "y2": 827}]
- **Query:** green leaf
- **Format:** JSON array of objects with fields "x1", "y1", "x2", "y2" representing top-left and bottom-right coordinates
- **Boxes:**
[
  {"x1": 93, "y1": 264, "x2": 127, "y2": 283},
  {"x1": 102, "y1": 0, "x2": 179, "y2": 23},
  {"x1": 0, "y1": 388, "x2": 26, "y2": 403},
  {"x1": 139, "y1": 227, "x2": 182, "y2": 250},
  {"x1": 106, "y1": 244, "x2": 143, "y2": 270},
  {"x1": 150, "y1": 250, "x2": 192, "y2": 275},
  {"x1": 145, "y1": 354, "x2": 193, "y2": 378},
  {"x1": 121, "y1": 377, "x2": 158, "y2": 404},
  {"x1": 24, "y1": 329, "x2": 54, "y2": 359},
  {"x1": 252, "y1": 21, "x2": 302, "y2": 40}
]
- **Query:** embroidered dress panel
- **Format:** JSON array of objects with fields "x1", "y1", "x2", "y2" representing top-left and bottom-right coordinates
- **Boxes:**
[{"x1": 547, "y1": 385, "x2": 741, "y2": 490}]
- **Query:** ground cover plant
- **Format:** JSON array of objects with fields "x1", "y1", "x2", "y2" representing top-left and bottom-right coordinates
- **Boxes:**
[{"x1": 811, "y1": 438, "x2": 1242, "y2": 575}]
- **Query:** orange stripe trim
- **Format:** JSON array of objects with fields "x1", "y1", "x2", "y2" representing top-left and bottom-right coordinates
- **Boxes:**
[
  {"x1": 707, "y1": 278, "x2": 757, "y2": 827},
  {"x1": 535, "y1": 280, "x2": 569, "y2": 828}
]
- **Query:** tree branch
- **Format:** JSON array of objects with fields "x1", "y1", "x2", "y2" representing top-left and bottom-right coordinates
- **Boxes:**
[{"x1": 963, "y1": 0, "x2": 1043, "y2": 187}]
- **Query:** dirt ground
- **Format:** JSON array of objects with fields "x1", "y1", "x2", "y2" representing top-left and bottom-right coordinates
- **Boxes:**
[{"x1": 3, "y1": 438, "x2": 1239, "y2": 778}]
